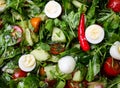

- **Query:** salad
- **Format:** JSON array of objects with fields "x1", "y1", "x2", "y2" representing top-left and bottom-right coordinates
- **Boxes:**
[{"x1": 0, "y1": 0, "x2": 120, "y2": 88}]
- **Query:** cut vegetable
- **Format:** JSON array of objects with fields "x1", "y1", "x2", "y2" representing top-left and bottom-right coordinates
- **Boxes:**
[
  {"x1": 85, "y1": 24, "x2": 105, "y2": 44},
  {"x1": 44, "y1": 65, "x2": 56, "y2": 80},
  {"x1": 25, "y1": 28, "x2": 33, "y2": 46},
  {"x1": 18, "y1": 54, "x2": 36, "y2": 72},
  {"x1": 110, "y1": 41, "x2": 120, "y2": 60},
  {"x1": 12, "y1": 68, "x2": 27, "y2": 79},
  {"x1": 30, "y1": 48, "x2": 50, "y2": 62},
  {"x1": 30, "y1": 17, "x2": 41, "y2": 32},
  {"x1": 58, "y1": 56, "x2": 76, "y2": 74},
  {"x1": 0, "y1": 0, "x2": 6, "y2": 12},
  {"x1": 52, "y1": 27, "x2": 66, "y2": 43},
  {"x1": 44, "y1": 1, "x2": 62, "y2": 18}
]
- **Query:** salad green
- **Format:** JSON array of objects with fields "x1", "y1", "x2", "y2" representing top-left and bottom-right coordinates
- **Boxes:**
[{"x1": 0, "y1": 0, "x2": 120, "y2": 88}]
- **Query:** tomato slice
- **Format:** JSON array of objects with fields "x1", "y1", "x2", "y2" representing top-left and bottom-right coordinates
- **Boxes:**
[
  {"x1": 103, "y1": 57, "x2": 120, "y2": 77},
  {"x1": 12, "y1": 68, "x2": 27, "y2": 79},
  {"x1": 11, "y1": 25, "x2": 23, "y2": 43},
  {"x1": 50, "y1": 43, "x2": 65, "y2": 55}
]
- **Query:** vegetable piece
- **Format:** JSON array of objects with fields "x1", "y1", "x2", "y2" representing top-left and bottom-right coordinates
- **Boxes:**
[
  {"x1": 25, "y1": 28, "x2": 33, "y2": 46},
  {"x1": 0, "y1": 0, "x2": 6, "y2": 12},
  {"x1": 39, "y1": 67, "x2": 46, "y2": 76},
  {"x1": 58, "y1": 56, "x2": 76, "y2": 74},
  {"x1": 103, "y1": 57, "x2": 120, "y2": 77},
  {"x1": 72, "y1": 70, "x2": 81, "y2": 82},
  {"x1": 72, "y1": 0, "x2": 87, "y2": 11},
  {"x1": 44, "y1": 1, "x2": 62, "y2": 18},
  {"x1": 18, "y1": 54, "x2": 36, "y2": 72},
  {"x1": 56, "y1": 80, "x2": 66, "y2": 88},
  {"x1": 45, "y1": 79, "x2": 57, "y2": 88},
  {"x1": 30, "y1": 48, "x2": 50, "y2": 61},
  {"x1": 17, "y1": 76, "x2": 39, "y2": 88},
  {"x1": 11, "y1": 25, "x2": 23, "y2": 43},
  {"x1": 30, "y1": 17, "x2": 41, "y2": 32},
  {"x1": 78, "y1": 13, "x2": 90, "y2": 51},
  {"x1": 109, "y1": 41, "x2": 120, "y2": 60},
  {"x1": 88, "y1": 82, "x2": 104, "y2": 88},
  {"x1": 65, "y1": 80, "x2": 80, "y2": 88},
  {"x1": 51, "y1": 27, "x2": 66, "y2": 43},
  {"x1": 0, "y1": 19, "x2": 2, "y2": 29},
  {"x1": 44, "y1": 65, "x2": 56, "y2": 80},
  {"x1": 12, "y1": 68, "x2": 27, "y2": 79},
  {"x1": 50, "y1": 43, "x2": 65, "y2": 55},
  {"x1": 107, "y1": 0, "x2": 120, "y2": 12},
  {"x1": 85, "y1": 24, "x2": 105, "y2": 44}
]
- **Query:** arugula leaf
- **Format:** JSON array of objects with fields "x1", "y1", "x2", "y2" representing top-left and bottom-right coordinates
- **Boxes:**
[
  {"x1": 86, "y1": 54, "x2": 100, "y2": 82},
  {"x1": 17, "y1": 76, "x2": 39, "y2": 88}
]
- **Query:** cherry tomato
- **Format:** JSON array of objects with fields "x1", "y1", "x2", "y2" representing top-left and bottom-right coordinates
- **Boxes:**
[
  {"x1": 11, "y1": 25, "x2": 23, "y2": 43},
  {"x1": 107, "y1": 0, "x2": 120, "y2": 12},
  {"x1": 12, "y1": 68, "x2": 27, "y2": 79},
  {"x1": 50, "y1": 43, "x2": 65, "y2": 55},
  {"x1": 103, "y1": 57, "x2": 120, "y2": 77},
  {"x1": 30, "y1": 17, "x2": 41, "y2": 32}
]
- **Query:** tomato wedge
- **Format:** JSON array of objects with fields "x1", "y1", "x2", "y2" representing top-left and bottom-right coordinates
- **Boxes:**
[
  {"x1": 50, "y1": 43, "x2": 65, "y2": 55},
  {"x1": 12, "y1": 68, "x2": 27, "y2": 79}
]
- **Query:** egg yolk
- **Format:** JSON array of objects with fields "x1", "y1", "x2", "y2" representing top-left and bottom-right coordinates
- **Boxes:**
[
  {"x1": 46, "y1": 2, "x2": 58, "y2": 14},
  {"x1": 23, "y1": 55, "x2": 35, "y2": 67},
  {"x1": 89, "y1": 28, "x2": 101, "y2": 40},
  {"x1": 118, "y1": 46, "x2": 120, "y2": 54}
]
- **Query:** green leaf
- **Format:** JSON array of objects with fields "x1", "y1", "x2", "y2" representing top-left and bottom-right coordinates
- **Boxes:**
[
  {"x1": 86, "y1": 59, "x2": 94, "y2": 82},
  {"x1": 39, "y1": 42, "x2": 50, "y2": 51},
  {"x1": 18, "y1": 76, "x2": 39, "y2": 88},
  {"x1": 45, "y1": 19, "x2": 54, "y2": 32}
]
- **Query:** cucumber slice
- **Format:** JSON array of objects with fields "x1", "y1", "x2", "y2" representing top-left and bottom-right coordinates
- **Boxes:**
[
  {"x1": 51, "y1": 27, "x2": 66, "y2": 42},
  {"x1": 25, "y1": 28, "x2": 33, "y2": 46}
]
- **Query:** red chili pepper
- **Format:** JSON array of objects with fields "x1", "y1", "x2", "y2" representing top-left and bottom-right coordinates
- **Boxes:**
[{"x1": 78, "y1": 13, "x2": 90, "y2": 52}]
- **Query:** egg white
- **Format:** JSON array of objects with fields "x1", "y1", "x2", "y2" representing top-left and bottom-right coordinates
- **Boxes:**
[
  {"x1": 19, "y1": 54, "x2": 36, "y2": 72},
  {"x1": 58, "y1": 56, "x2": 76, "y2": 74},
  {"x1": 44, "y1": 1, "x2": 62, "y2": 18},
  {"x1": 110, "y1": 41, "x2": 120, "y2": 60},
  {"x1": 85, "y1": 24, "x2": 105, "y2": 44}
]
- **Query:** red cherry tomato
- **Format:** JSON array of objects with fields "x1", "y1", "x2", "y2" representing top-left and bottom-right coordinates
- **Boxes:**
[
  {"x1": 107, "y1": 0, "x2": 120, "y2": 12},
  {"x1": 11, "y1": 25, "x2": 23, "y2": 43},
  {"x1": 103, "y1": 57, "x2": 120, "y2": 77},
  {"x1": 12, "y1": 68, "x2": 27, "y2": 79}
]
